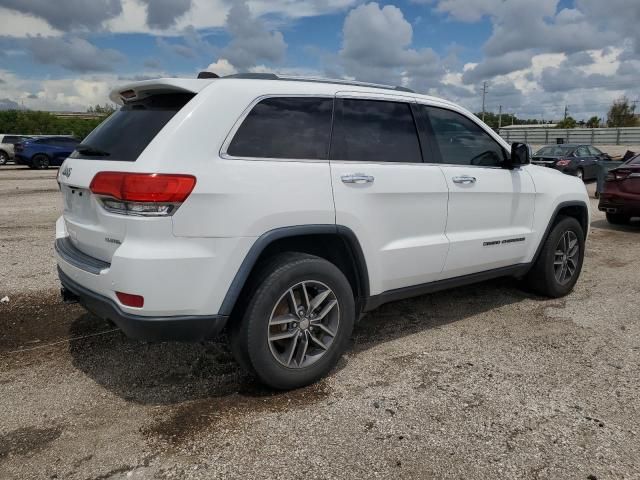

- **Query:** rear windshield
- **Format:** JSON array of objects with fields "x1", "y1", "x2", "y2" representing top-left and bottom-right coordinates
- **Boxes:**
[
  {"x1": 535, "y1": 146, "x2": 575, "y2": 156},
  {"x1": 70, "y1": 93, "x2": 194, "y2": 161}
]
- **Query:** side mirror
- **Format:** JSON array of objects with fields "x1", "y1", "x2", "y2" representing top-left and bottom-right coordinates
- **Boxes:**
[{"x1": 507, "y1": 142, "x2": 531, "y2": 169}]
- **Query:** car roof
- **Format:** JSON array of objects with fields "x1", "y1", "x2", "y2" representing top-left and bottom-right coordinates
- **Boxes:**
[{"x1": 109, "y1": 74, "x2": 459, "y2": 110}]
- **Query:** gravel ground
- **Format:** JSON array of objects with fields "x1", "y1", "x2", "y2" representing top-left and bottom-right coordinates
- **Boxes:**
[{"x1": 1, "y1": 165, "x2": 639, "y2": 480}]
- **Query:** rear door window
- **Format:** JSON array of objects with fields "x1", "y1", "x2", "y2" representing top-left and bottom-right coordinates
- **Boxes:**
[
  {"x1": 330, "y1": 99, "x2": 422, "y2": 163},
  {"x1": 576, "y1": 146, "x2": 590, "y2": 157},
  {"x1": 70, "y1": 93, "x2": 194, "y2": 161},
  {"x1": 227, "y1": 97, "x2": 333, "y2": 160}
]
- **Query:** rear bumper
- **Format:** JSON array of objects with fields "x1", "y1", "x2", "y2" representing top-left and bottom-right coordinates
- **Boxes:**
[{"x1": 58, "y1": 267, "x2": 227, "y2": 341}]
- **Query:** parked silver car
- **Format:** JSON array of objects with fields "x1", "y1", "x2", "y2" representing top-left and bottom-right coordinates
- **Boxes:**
[{"x1": 0, "y1": 134, "x2": 32, "y2": 165}]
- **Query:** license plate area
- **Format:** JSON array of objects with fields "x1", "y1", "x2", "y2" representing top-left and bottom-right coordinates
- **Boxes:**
[{"x1": 63, "y1": 185, "x2": 93, "y2": 220}]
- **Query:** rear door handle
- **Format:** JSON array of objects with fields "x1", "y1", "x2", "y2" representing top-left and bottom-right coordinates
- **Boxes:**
[
  {"x1": 452, "y1": 175, "x2": 476, "y2": 185},
  {"x1": 341, "y1": 173, "x2": 375, "y2": 184}
]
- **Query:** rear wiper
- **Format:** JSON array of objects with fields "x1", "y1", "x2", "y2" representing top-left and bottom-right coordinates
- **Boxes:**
[{"x1": 75, "y1": 144, "x2": 110, "y2": 156}]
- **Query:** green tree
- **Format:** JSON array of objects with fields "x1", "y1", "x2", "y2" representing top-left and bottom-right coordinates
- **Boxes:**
[
  {"x1": 586, "y1": 116, "x2": 600, "y2": 128},
  {"x1": 556, "y1": 116, "x2": 577, "y2": 129},
  {"x1": 0, "y1": 110, "x2": 105, "y2": 139},
  {"x1": 606, "y1": 96, "x2": 638, "y2": 127}
]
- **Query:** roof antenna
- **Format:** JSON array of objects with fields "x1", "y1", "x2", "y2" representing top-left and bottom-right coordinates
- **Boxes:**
[{"x1": 197, "y1": 71, "x2": 219, "y2": 79}]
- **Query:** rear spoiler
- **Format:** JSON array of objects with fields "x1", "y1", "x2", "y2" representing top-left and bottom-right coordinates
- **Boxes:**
[{"x1": 109, "y1": 78, "x2": 215, "y2": 105}]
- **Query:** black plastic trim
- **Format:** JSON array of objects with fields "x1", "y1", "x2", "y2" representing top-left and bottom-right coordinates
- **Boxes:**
[
  {"x1": 218, "y1": 225, "x2": 370, "y2": 316},
  {"x1": 58, "y1": 267, "x2": 227, "y2": 342},
  {"x1": 55, "y1": 238, "x2": 111, "y2": 275},
  {"x1": 529, "y1": 200, "x2": 589, "y2": 267},
  {"x1": 364, "y1": 264, "x2": 531, "y2": 312}
]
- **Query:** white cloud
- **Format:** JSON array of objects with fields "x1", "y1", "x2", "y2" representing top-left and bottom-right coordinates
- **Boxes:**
[
  {"x1": 0, "y1": 7, "x2": 60, "y2": 37},
  {"x1": 206, "y1": 58, "x2": 237, "y2": 77}
]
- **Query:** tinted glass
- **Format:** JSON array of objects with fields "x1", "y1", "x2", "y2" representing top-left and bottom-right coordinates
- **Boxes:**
[
  {"x1": 70, "y1": 93, "x2": 193, "y2": 161},
  {"x1": 3, "y1": 136, "x2": 21, "y2": 144},
  {"x1": 228, "y1": 97, "x2": 333, "y2": 159},
  {"x1": 535, "y1": 146, "x2": 574, "y2": 156},
  {"x1": 576, "y1": 146, "x2": 590, "y2": 157},
  {"x1": 331, "y1": 99, "x2": 421, "y2": 163},
  {"x1": 588, "y1": 146, "x2": 602, "y2": 156},
  {"x1": 423, "y1": 106, "x2": 505, "y2": 166},
  {"x1": 629, "y1": 155, "x2": 640, "y2": 165}
]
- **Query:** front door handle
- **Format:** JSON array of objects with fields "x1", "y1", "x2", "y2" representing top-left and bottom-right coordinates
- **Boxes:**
[
  {"x1": 341, "y1": 173, "x2": 375, "y2": 184},
  {"x1": 452, "y1": 175, "x2": 477, "y2": 185}
]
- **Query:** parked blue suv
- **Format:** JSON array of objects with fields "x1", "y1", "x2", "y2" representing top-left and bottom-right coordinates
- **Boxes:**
[{"x1": 14, "y1": 136, "x2": 80, "y2": 169}]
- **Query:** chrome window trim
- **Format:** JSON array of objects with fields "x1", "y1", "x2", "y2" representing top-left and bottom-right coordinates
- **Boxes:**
[{"x1": 219, "y1": 93, "x2": 436, "y2": 165}]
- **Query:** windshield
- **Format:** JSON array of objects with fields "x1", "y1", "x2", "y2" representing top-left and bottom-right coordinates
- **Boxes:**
[
  {"x1": 70, "y1": 93, "x2": 194, "y2": 161},
  {"x1": 628, "y1": 154, "x2": 640, "y2": 165},
  {"x1": 534, "y1": 146, "x2": 575, "y2": 156}
]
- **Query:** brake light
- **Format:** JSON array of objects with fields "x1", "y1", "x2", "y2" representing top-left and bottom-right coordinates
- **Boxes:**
[
  {"x1": 90, "y1": 172, "x2": 196, "y2": 216},
  {"x1": 116, "y1": 291, "x2": 144, "y2": 308},
  {"x1": 556, "y1": 159, "x2": 571, "y2": 166}
]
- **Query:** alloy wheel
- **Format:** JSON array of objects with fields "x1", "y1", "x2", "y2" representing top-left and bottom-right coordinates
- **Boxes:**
[
  {"x1": 554, "y1": 230, "x2": 579, "y2": 285},
  {"x1": 267, "y1": 280, "x2": 340, "y2": 369}
]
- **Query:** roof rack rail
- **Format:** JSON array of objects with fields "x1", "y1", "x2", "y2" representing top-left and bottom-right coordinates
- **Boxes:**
[{"x1": 203, "y1": 71, "x2": 415, "y2": 94}]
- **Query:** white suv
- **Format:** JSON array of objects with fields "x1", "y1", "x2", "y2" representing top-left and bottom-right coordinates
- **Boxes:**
[{"x1": 56, "y1": 73, "x2": 589, "y2": 389}]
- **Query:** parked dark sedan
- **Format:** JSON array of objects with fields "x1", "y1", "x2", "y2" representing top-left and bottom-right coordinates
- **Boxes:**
[
  {"x1": 14, "y1": 136, "x2": 80, "y2": 169},
  {"x1": 598, "y1": 153, "x2": 640, "y2": 224},
  {"x1": 531, "y1": 144, "x2": 610, "y2": 180}
]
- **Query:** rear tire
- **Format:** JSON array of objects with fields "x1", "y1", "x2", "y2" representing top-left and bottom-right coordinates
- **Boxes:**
[
  {"x1": 606, "y1": 213, "x2": 630, "y2": 225},
  {"x1": 576, "y1": 168, "x2": 584, "y2": 181},
  {"x1": 229, "y1": 252, "x2": 355, "y2": 390},
  {"x1": 0, "y1": 151, "x2": 8, "y2": 165},
  {"x1": 31, "y1": 154, "x2": 49, "y2": 170},
  {"x1": 524, "y1": 216, "x2": 585, "y2": 298}
]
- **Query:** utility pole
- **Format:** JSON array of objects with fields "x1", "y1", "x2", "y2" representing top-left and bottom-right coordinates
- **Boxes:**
[
  {"x1": 564, "y1": 105, "x2": 569, "y2": 121},
  {"x1": 498, "y1": 105, "x2": 502, "y2": 130},
  {"x1": 481, "y1": 81, "x2": 488, "y2": 122}
]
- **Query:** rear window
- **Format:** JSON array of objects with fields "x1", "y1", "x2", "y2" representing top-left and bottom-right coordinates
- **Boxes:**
[{"x1": 70, "y1": 93, "x2": 193, "y2": 161}]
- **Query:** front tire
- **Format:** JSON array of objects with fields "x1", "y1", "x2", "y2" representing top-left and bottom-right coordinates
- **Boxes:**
[
  {"x1": 524, "y1": 216, "x2": 585, "y2": 298},
  {"x1": 230, "y1": 253, "x2": 355, "y2": 390}
]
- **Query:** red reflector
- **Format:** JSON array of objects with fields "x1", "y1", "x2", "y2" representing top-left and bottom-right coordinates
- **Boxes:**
[
  {"x1": 116, "y1": 291, "x2": 144, "y2": 308},
  {"x1": 90, "y1": 172, "x2": 196, "y2": 203}
]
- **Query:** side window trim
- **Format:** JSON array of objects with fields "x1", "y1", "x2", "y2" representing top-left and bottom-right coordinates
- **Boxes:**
[
  {"x1": 411, "y1": 103, "x2": 441, "y2": 165},
  {"x1": 220, "y1": 94, "x2": 335, "y2": 163},
  {"x1": 329, "y1": 97, "x2": 424, "y2": 164},
  {"x1": 420, "y1": 104, "x2": 509, "y2": 169}
]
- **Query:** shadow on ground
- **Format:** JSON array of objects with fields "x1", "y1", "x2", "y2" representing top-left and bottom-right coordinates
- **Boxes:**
[
  {"x1": 591, "y1": 218, "x2": 640, "y2": 232},
  {"x1": 67, "y1": 277, "x2": 535, "y2": 407}
]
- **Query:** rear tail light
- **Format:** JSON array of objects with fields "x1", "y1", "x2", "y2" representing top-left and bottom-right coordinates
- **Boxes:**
[
  {"x1": 90, "y1": 172, "x2": 196, "y2": 216},
  {"x1": 556, "y1": 159, "x2": 571, "y2": 166},
  {"x1": 116, "y1": 291, "x2": 144, "y2": 308}
]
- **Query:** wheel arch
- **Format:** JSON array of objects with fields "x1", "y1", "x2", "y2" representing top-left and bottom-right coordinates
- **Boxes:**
[
  {"x1": 218, "y1": 225, "x2": 370, "y2": 317},
  {"x1": 530, "y1": 200, "x2": 589, "y2": 267}
]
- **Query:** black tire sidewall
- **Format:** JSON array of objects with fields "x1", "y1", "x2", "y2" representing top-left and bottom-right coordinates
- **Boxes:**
[
  {"x1": 538, "y1": 217, "x2": 585, "y2": 297},
  {"x1": 245, "y1": 255, "x2": 355, "y2": 390},
  {"x1": 33, "y1": 155, "x2": 49, "y2": 169},
  {"x1": 0, "y1": 152, "x2": 7, "y2": 165}
]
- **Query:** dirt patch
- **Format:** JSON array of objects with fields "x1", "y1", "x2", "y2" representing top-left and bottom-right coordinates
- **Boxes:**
[
  {"x1": 142, "y1": 381, "x2": 331, "y2": 445},
  {"x1": 0, "y1": 426, "x2": 63, "y2": 460},
  {"x1": 0, "y1": 292, "x2": 110, "y2": 354}
]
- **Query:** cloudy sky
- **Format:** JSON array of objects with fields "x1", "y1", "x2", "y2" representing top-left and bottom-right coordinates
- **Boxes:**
[{"x1": 1, "y1": 0, "x2": 639, "y2": 120}]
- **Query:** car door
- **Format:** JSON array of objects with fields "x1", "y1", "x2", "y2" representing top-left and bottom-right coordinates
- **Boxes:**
[
  {"x1": 575, "y1": 145, "x2": 595, "y2": 178},
  {"x1": 417, "y1": 104, "x2": 536, "y2": 278},
  {"x1": 588, "y1": 146, "x2": 605, "y2": 178},
  {"x1": 329, "y1": 94, "x2": 449, "y2": 295}
]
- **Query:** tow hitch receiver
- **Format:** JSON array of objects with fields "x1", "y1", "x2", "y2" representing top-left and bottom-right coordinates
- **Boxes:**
[{"x1": 61, "y1": 287, "x2": 79, "y2": 304}]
